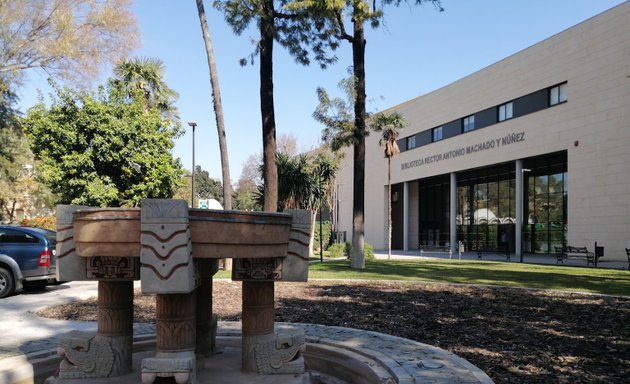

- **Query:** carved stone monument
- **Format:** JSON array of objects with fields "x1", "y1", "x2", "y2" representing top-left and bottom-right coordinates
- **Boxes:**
[
  {"x1": 54, "y1": 206, "x2": 139, "y2": 379},
  {"x1": 49, "y1": 199, "x2": 312, "y2": 384}
]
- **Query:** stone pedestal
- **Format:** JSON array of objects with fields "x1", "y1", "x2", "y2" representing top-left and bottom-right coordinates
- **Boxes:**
[
  {"x1": 56, "y1": 280, "x2": 134, "y2": 379},
  {"x1": 242, "y1": 280, "x2": 275, "y2": 372},
  {"x1": 196, "y1": 260, "x2": 218, "y2": 356},
  {"x1": 142, "y1": 292, "x2": 197, "y2": 383},
  {"x1": 98, "y1": 280, "x2": 134, "y2": 375}
]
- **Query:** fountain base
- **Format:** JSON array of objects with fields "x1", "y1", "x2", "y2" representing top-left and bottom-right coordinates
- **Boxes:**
[{"x1": 38, "y1": 322, "x2": 493, "y2": 384}]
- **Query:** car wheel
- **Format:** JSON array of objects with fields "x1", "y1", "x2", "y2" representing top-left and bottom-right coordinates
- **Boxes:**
[
  {"x1": 0, "y1": 267, "x2": 15, "y2": 298},
  {"x1": 23, "y1": 280, "x2": 48, "y2": 292}
]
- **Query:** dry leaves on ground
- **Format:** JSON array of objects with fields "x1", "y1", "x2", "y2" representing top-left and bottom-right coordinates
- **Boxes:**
[{"x1": 39, "y1": 280, "x2": 630, "y2": 384}]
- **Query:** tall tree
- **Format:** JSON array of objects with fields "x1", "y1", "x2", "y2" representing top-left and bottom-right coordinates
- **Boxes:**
[
  {"x1": 234, "y1": 153, "x2": 262, "y2": 211},
  {"x1": 195, "y1": 0, "x2": 232, "y2": 209},
  {"x1": 22, "y1": 80, "x2": 183, "y2": 207},
  {"x1": 371, "y1": 111, "x2": 406, "y2": 259},
  {"x1": 215, "y1": 2, "x2": 339, "y2": 370},
  {"x1": 305, "y1": 0, "x2": 442, "y2": 268},
  {"x1": 194, "y1": 165, "x2": 224, "y2": 203},
  {"x1": 215, "y1": 0, "x2": 338, "y2": 212},
  {"x1": 0, "y1": 76, "x2": 53, "y2": 222},
  {"x1": 315, "y1": 75, "x2": 366, "y2": 262},
  {"x1": 0, "y1": 0, "x2": 138, "y2": 85}
]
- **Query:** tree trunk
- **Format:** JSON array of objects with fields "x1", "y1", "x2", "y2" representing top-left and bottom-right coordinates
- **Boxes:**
[
  {"x1": 195, "y1": 0, "x2": 232, "y2": 210},
  {"x1": 351, "y1": 18, "x2": 366, "y2": 269},
  {"x1": 241, "y1": 0, "x2": 278, "y2": 373},
  {"x1": 387, "y1": 156, "x2": 392, "y2": 260},
  {"x1": 260, "y1": 0, "x2": 277, "y2": 212}
]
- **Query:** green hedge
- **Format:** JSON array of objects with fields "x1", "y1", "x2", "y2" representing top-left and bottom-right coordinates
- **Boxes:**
[{"x1": 313, "y1": 220, "x2": 331, "y2": 251}]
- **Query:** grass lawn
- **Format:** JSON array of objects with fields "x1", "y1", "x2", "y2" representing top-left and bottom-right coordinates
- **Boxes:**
[
  {"x1": 214, "y1": 258, "x2": 629, "y2": 296},
  {"x1": 304, "y1": 259, "x2": 630, "y2": 296}
]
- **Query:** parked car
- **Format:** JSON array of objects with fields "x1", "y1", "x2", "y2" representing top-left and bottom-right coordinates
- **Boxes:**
[{"x1": 0, "y1": 226, "x2": 57, "y2": 298}]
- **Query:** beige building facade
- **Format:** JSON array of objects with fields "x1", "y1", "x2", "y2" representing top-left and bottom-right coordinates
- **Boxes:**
[{"x1": 335, "y1": 2, "x2": 630, "y2": 261}]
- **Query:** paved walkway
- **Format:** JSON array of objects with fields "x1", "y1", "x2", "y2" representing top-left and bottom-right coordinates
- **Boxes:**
[{"x1": 373, "y1": 249, "x2": 629, "y2": 269}]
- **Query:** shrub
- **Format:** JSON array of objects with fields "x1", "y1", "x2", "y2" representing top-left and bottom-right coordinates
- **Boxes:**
[
  {"x1": 327, "y1": 243, "x2": 346, "y2": 258},
  {"x1": 345, "y1": 242, "x2": 376, "y2": 262},
  {"x1": 313, "y1": 220, "x2": 331, "y2": 251},
  {"x1": 20, "y1": 216, "x2": 56, "y2": 231},
  {"x1": 364, "y1": 243, "x2": 375, "y2": 261}
]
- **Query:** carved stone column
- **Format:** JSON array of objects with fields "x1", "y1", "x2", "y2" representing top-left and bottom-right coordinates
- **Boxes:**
[
  {"x1": 156, "y1": 292, "x2": 197, "y2": 352},
  {"x1": 140, "y1": 199, "x2": 198, "y2": 384},
  {"x1": 196, "y1": 260, "x2": 218, "y2": 356},
  {"x1": 98, "y1": 280, "x2": 134, "y2": 375},
  {"x1": 241, "y1": 280, "x2": 275, "y2": 372}
]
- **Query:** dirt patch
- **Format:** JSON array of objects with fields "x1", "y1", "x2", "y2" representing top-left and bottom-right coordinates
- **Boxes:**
[{"x1": 39, "y1": 280, "x2": 630, "y2": 383}]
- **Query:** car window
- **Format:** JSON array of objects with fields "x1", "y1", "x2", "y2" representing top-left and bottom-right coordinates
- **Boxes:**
[
  {"x1": 0, "y1": 229, "x2": 40, "y2": 244},
  {"x1": 29, "y1": 228, "x2": 56, "y2": 244}
]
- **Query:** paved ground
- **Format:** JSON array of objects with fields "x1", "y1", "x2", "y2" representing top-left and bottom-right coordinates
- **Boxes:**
[{"x1": 374, "y1": 249, "x2": 629, "y2": 269}]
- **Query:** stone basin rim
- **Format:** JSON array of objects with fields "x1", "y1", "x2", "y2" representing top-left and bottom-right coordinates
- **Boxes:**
[{"x1": 73, "y1": 208, "x2": 292, "y2": 219}]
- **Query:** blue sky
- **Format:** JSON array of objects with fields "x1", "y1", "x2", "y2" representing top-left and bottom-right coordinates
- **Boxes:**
[{"x1": 17, "y1": 0, "x2": 626, "y2": 182}]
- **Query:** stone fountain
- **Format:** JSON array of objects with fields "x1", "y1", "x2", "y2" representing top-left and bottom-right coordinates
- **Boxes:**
[
  {"x1": 42, "y1": 198, "x2": 493, "y2": 384},
  {"x1": 49, "y1": 199, "x2": 311, "y2": 384}
]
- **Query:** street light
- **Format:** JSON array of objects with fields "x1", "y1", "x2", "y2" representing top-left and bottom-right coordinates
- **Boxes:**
[
  {"x1": 319, "y1": 173, "x2": 323, "y2": 263},
  {"x1": 188, "y1": 122, "x2": 197, "y2": 208},
  {"x1": 335, "y1": 183, "x2": 344, "y2": 244}
]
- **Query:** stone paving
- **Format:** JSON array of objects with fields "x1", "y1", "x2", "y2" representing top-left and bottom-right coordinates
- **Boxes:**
[
  {"x1": 0, "y1": 323, "x2": 156, "y2": 361},
  {"x1": 0, "y1": 321, "x2": 493, "y2": 384}
]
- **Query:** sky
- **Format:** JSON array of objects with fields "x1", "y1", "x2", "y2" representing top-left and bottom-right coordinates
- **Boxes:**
[{"x1": 16, "y1": 0, "x2": 627, "y2": 182}]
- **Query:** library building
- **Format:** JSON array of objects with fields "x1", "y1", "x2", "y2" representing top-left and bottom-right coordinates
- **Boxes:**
[{"x1": 335, "y1": 2, "x2": 630, "y2": 262}]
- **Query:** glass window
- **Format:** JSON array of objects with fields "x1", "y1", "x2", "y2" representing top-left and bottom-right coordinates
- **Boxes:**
[
  {"x1": 463, "y1": 115, "x2": 475, "y2": 132},
  {"x1": 432, "y1": 126, "x2": 443, "y2": 142},
  {"x1": 0, "y1": 229, "x2": 38, "y2": 243},
  {"x1": 498, "y1": 102, "x2": 513, "y2": 121},
  {"x1": 407, "y1": 135, "x2": 416, "y2": 149},
  {"x1": 549, "y1": 83, "x2": 567, "y2": 106}
]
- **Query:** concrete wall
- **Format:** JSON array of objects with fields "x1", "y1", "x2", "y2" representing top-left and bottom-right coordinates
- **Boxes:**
[{"x1": 338, "y1": 2, "x2": 630, "y2": 260}]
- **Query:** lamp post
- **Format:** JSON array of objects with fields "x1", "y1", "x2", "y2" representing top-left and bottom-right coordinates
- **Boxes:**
[
  {"x1": 188, "y1": 122, "x2": 197, "y2": 208},
  {"x1": 319, "y1": 173, "x2": 323, "y2": 263},
  {"x1": 335, "y1": 183, "x2": 343, "y2": 244}
]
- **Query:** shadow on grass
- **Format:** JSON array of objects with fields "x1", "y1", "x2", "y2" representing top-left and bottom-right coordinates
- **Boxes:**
[{"x1": 308, "y1": 260, "x2": 630, "y2": 296}]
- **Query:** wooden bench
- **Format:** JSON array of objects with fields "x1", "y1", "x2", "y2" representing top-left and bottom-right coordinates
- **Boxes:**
[
  {"x1": 476, "y1": 246, "x2": 510, "y2": 261},
  {"x1": 555, "y1": 245, "x2": 595, "y2": 266}
]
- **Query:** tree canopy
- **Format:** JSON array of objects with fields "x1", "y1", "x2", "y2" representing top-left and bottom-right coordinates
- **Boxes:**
[
  {"x1": 0, "y1": 0, "x2": 138, "y2": 85},
  {"x1": 194, "y1": 165, "x2": 224, "y2": 203},
  {"x1": 113, "y1": 57, "x2": 180, "y2": 124},
  {"x1": 22, "y1": 80, "x2": 183, "y2": 207}
]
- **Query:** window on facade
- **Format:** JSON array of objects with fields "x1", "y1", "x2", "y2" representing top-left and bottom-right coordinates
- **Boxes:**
[
  {"x1": 549, "y1": 83, "x2": 567, "y2": 106},
  {"x1": 463, "y1": 115, "x2": 475, "y2": 132},
  {"x1": 407, "y1": 135, "x2": 416, "y2": 149},
  {"x1": 432, "y1": 126, "x2": 443, "y2": 142},
  {"x1": 498, "y1": 102, "x2": 513, "y2": 121}
]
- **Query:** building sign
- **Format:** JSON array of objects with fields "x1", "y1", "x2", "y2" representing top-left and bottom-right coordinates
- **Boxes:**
[{"x1": 401, "y1": 131, "x2": 526, "y2": 171}]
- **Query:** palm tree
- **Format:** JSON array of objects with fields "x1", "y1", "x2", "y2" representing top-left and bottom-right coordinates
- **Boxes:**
[
  {"x1": 195, "y1": 0, "x2": 232, "y2": 210},
  {"x1": 269, "y1": 151, "x2": 338, "y2": 255},
  {"x1": 371, "y1": 112, "x2": 407, "y2": 260},
  {"x1": 315, "y1": 76, "x2": 368, "y2": 267},
  {"x1": 113, "y1": 57, "x2": 179, "y2": 124}
]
